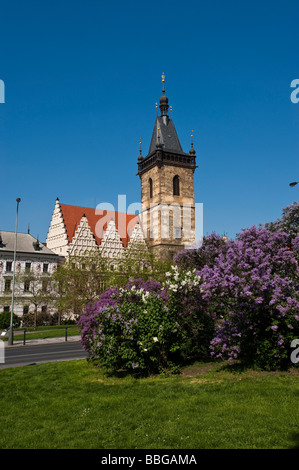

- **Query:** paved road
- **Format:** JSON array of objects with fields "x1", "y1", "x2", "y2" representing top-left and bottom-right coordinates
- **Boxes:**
[{"x1": 0, "y1": 338, "x2": 88, "y2": 369}]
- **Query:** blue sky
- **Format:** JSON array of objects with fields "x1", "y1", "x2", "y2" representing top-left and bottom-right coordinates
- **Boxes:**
[{"x1": 0, "y1": 0, "x2": 298, "y2": 243}]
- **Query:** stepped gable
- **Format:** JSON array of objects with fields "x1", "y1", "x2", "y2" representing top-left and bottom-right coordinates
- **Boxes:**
[{"x1": 60, "y1": 203, "x2": 139, "y2": 248}]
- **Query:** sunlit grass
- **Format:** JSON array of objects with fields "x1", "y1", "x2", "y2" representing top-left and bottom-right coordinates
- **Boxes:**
[{"x1": 0, "y1": 360, "x2": 299, "y2": 449}]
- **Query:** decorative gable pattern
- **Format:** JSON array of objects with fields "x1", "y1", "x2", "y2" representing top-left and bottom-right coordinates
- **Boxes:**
[
  {"x1": 68, "y1": 215, "x2": 98, "y2": 256},
  {"x1": 46, "y1": 198, "x2": 69, "y2": 257},
  {"x1": 99, "y1": 219, "x2": 125, "y2": 259},
  {"x1": 127, "y1": 222, "x2": 147, "y2": 249}
]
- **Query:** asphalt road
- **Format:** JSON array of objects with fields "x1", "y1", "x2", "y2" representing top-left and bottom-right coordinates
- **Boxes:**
[{"x1": 0, "y1": 341, "x2": 88, "y2": 369}]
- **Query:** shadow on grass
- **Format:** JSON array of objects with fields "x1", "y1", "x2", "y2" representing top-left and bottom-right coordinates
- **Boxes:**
[
  {"x1": 217, "y1": 360, "x2": 294, "y2": 375},
  {"x1": 289, "y1": 433, "x2": 299, "y2": 449}
]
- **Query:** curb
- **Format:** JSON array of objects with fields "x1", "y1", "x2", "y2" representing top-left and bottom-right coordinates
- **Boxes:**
[{"x1": 5, "y1": 335, "x2": 82, "y2": 347}]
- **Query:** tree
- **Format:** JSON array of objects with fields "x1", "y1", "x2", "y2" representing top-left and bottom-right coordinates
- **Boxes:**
[
  {"x1": 54, "y1": 250, "x2": 109, "y2": 322},
  {"x1": 54, "y1": 244, "x2": 172, "y2": 321},
  {"x1": 19, "y1": 270, "x2": 57, "y2": 329}
]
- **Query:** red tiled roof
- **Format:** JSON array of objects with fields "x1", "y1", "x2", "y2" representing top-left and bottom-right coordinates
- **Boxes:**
[{"x1": 60, "y1": 204, "x2": 140, "y2": 248}]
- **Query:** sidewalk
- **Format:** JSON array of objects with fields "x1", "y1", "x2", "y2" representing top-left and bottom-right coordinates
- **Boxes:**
[{"x1": 5, "y1": 335, "x2": 82, "y2": 347}]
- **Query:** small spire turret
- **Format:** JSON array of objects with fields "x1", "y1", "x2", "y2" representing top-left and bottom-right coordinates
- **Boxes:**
[
  {"x1": 138, "y1": 137, "x2": 144, "y2": 162},
  {"x1": 189, "y1": 130, "x2": 196, "y2": 155}
]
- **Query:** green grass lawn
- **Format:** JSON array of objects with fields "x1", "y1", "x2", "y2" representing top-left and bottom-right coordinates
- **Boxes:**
[
  {"x1": 0, "y1": 359, "x2": 299, "y2": 449},
  {"x1": 1, "y1": 325, "x2": 79, "y2": 341}
]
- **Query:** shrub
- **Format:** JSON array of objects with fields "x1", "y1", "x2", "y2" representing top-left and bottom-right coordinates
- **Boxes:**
[
  {"x1": 164, "y1": 265, "x2": 215, "y2": 362},
  {"x1": 0, "y1": 311, "x2": 20, "y2": 330},
  {"x1": 78, "y1": 273, "x2": 213, "y2": 375}
]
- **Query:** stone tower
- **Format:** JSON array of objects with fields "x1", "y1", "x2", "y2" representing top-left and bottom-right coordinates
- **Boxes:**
[{"x1": 137, "y1": 74, "x2": 197, "y2": 260}]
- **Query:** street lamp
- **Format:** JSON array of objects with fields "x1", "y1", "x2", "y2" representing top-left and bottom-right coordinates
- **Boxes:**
[
  {"x1": 289, "y1": 181, "x2": 299, "y2": 187},
  {"x1": 8, "y1": 198, "x2": 21, "y2": 346}
]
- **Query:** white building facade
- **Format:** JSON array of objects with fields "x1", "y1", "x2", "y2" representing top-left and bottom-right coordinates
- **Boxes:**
[{"x1": 0, "y1": 231, "x2": 62, "y2": 318}]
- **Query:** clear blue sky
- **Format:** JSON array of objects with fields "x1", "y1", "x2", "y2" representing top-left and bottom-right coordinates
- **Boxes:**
[{"x1": 0, "y1": 0, "x2": 298, "y2": 242}]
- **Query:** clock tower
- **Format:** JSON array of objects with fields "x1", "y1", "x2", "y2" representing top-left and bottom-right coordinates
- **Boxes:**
[{"x1": 137, "y1": 74, "x2": 197, "y2": 260}]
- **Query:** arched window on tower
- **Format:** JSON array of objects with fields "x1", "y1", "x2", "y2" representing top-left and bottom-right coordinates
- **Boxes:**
[
  {"x1": 173, "y1": 175, "x2": 180, "y2": 196},
  {"x1": 149, "y1": 178, "x2": 153, "y2": 198}
]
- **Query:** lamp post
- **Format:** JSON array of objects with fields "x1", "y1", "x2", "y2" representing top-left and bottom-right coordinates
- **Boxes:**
[
  {"x1": 289, "y1": 181, "x2": 299, "y2": 187},
  {"x1": 8, "y1": 198, "x2": 21, "y2": 346}
]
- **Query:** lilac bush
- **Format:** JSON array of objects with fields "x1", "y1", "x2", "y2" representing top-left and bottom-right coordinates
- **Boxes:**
[
  {"x1": 176, "y1": 226, "x2": 299, "y2": 369},
  {"x1": 78, "y1": 278, "x2": 186, "y2": 375}
]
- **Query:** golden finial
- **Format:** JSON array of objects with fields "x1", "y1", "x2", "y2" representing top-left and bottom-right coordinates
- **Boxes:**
[
  {"x1": 191, "y1": 130, "x2": 194, "y2": 143},
  {"x1": 170, "y1": 106, "x2": 173, "y2": 118},
  {"x1": 156, "y1": 102, "x2": 158, "y2": 116},
  {"x1": 161, "y1": 72, "x2": 165, "y2": 93},
  {"x1": 139, "y1": 137, "x2": 142, "y2": 152}
]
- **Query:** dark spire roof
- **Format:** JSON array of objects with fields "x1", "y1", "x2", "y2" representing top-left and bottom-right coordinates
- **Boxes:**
[
  {"x1": 147, "y1": 73, "x2": 186, "y2": 156},
  {"x1": 149, "y1": 117, "x2": 183, "y2": 155}
]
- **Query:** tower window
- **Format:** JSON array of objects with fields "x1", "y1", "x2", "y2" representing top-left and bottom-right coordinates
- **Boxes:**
[
  {"x1": 149, "y1": 178, "x2": 153, "y2": 199},
  {"x1": 173, "y1": 175, "x2": 180, "y2": 196}
]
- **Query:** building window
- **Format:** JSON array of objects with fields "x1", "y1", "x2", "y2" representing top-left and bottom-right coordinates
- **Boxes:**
[
  {"x1": 42, "y1": 280, "x2": 48, "y2": 293},
  {"x1": 3, "y1": 306, "x2": 10, "y2": 313},
  {"x1": 43, "y1": 263, "x2": 49, "y2": 273},
  {"x1": 4, "y1": 279, "x2": 11, "y2": 291},
  {"x1": 173, "y1": 175, "x2": 180, "y2": 196},
  {"x1": 25, "y1": 262, "x2": 31, "y2": 272},
  {"x1": 24, "y1": 280, "x2": 30, "y2": 292},
  {"x1": 149, "y1": 178, "x2": 153, "y2": 199},
  {"x1": 41, "y1": 305, "x2": 47, "y2": 314},
  {"x1": 6, "y1": 261, "x2": 12, "y2": 272},
  {"x1": 23, "y1": 306, "x2": 29, "y2": 315}
]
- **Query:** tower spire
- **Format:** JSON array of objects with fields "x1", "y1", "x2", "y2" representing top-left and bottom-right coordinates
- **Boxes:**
[{"x1": 159, "y1": 72, "x2": 169, "y2": 117}]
